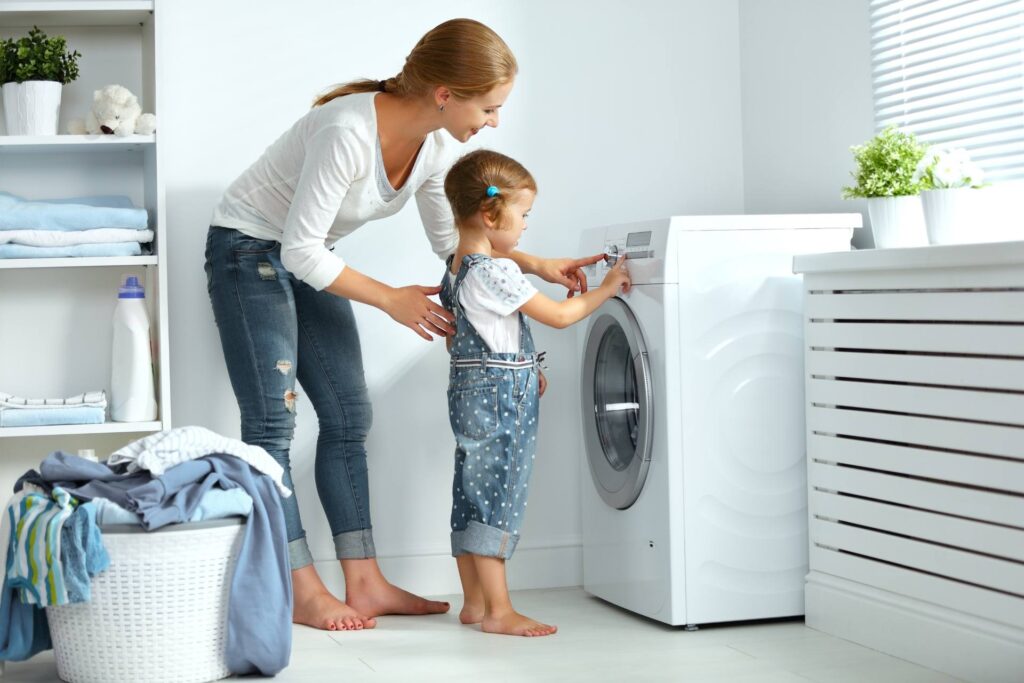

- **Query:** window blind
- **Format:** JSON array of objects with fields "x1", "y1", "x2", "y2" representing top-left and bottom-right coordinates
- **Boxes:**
[{"x1": 871, "y1": 0, "x2": 1024, "y2": 182}]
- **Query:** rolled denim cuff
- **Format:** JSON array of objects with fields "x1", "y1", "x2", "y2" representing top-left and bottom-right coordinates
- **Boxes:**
[
  {"x1": 334, "y1": 528, "x2": 376, "y2": 559},
  {"x1": 288, "y1": 537, "x2": 314, "y2": 570},
  {"x1": 451, "y1": 520, "x2": 520, "y2": 560}
]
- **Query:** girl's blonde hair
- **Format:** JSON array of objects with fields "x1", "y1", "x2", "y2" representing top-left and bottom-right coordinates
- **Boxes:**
[
  {"x1": 445, "y1": 149, "x2": 537, "y2": 231},
  {"x1": 313, "y1": 18, "x2": 517, "y2": 107}
]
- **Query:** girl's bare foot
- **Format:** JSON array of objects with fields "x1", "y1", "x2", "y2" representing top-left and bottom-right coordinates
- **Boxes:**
[
  {"x1": 459, "y1": 602, "x2": 485, "y2": 624},
  {"x1": 293, "y1": 589, "x2": 376, "y2": 631},
  {"x1": 346, "y1": 576, "x2": 450, "y2": 618},
  {"x1": 481, "y1": 610, "x2": 557, "y2": 637}
]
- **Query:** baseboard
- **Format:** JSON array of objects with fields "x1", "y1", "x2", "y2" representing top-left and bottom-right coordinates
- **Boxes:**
[
  {"x1": 806, "y1": 571, "x2": 1024, "y2": 683},
  {"x1": 314, "y1": 541, "x2": 582, "y2": 598}
]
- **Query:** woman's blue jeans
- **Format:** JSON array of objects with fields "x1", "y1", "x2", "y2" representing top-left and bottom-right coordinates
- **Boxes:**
[{"x1": 205, "y1": 226, "x2": 375, "y2": 569}]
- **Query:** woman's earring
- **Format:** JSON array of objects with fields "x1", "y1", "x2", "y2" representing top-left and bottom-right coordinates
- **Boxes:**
[{"x1": 438, "y1": 105, "x2": 445, "y2": 112}]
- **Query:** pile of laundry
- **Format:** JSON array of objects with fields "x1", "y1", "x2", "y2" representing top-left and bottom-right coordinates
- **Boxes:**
[
  {"x1": 0, "y1": 192, "x2": 153, "y2": 259},
  {"x1": 0, "y1": 426, "x2": 293, "y2": 676},
  {"x1": 0, "y1": 391, "x2": 108, "y2": 428}
]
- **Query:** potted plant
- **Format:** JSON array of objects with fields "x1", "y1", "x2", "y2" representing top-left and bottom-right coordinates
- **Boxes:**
[
  {"x1": 914, "y1": 147, "x2": 987, "y2": 245},
  {"x1": 842, "y1": 126, "x2": 928, "y2": 248},
  {"x1": 0, "y1": 26, "x2": 81, "y2": 136}
]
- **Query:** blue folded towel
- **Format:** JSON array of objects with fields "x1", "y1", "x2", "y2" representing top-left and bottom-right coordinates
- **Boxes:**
[
  {"x1": 0, "y1": 192, "x2": 149, "y2": 231},
  {"x1": 0, "y1": 406, "x2": 105, "y2": 428},
  {"x1": 0, "y1": 243, "x2": 142, "y2": 259}
]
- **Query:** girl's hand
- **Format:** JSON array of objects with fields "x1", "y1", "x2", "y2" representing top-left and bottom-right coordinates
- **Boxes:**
[
  {"x1": 535, "y1": 254, "x2": 606, "y2": 298},
  {"x1": 601, "y1": 255, "x2": 631, "y2": 294},
  {"x1": 538, "y1": 371, "x2": 548, "y2": 397},
  {"x1": 383, "y1": 285, "x2": 455, "y2": 341}
]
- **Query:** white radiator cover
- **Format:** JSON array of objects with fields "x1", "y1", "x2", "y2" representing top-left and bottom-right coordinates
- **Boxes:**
[{"x1": 794, "y1": 241, "x2": 1024, "y2": 683}]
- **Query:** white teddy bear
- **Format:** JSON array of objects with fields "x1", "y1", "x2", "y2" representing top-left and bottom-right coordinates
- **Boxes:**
[{"x1": 67, "y1": 84, "x2": 157, "y2": 136}]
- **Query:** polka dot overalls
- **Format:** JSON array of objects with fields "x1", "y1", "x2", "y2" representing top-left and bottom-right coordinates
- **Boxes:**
[{"x1": 440, "y1": 254, "x2": 542, "y2": 559}]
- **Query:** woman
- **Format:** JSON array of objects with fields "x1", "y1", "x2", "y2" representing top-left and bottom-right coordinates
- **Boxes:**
[{"x1": 204, "y1": 18, "x2": 601, "y2": 632}]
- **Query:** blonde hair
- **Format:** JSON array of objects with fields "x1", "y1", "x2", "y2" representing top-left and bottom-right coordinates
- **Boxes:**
[
  {"x1": 445, "y1": 149, "x2": 537, "y2": 231},
  {"x1": 313, "y1": 18, "x2": 517, "y2": 107}
]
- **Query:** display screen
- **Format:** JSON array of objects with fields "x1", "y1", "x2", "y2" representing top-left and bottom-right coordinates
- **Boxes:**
[{"x1": 626, "y1": 231, "x2": 652, "y2": 247}]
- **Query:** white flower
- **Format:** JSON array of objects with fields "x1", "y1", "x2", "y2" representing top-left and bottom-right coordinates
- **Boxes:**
[
  {"x1": 933, "y1": 160, "x2": 961, "y2": 187},
  {"x1": 962, "y1": 162, "x2": 984, "y2": 186}
]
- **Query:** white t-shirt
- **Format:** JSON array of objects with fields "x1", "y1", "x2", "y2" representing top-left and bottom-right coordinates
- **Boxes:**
[
  {"x1": 211, "y1": 92, "x2": 458, "y2": 291},
  {"x1": 449, "y1": 258, "x2": 538, "y2": 353}
]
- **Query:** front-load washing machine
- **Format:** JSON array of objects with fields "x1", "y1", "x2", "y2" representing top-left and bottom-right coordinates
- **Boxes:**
[{"x1": 578, "y1": 214, "x2": 859, "y2": 627}]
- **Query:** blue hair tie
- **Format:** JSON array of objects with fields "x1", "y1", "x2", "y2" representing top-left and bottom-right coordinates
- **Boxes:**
[{"x1": 486, "y1": 185, "x2": 500, "y2": 197}]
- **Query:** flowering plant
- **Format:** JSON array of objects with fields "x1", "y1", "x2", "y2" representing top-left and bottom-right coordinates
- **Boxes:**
[
  {"x1": 913, "y1": 147, "x2": 985, "y2": 189},
  {"x1": 842, "y1": 127, "x2": 926, "y2": 199}
]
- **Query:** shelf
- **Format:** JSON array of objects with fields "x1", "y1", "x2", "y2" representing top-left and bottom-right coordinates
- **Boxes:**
[
  {"x1": 0, "y1": 2, "x2": 153, "y2": 27},
  {"x1": 0, "y1": 134, "x2": 155, "y2": 153},
  {"x1": 0, "y1": 420, "x2": 163, "y2": 438},
  {"x1": 0, "y1": 255, "x2": 157, "y2": 269}
]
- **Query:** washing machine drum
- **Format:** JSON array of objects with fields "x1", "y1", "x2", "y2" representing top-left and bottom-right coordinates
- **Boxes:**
[{"x1": 581, "y1": 297, "x2": 654, "y2": 510}]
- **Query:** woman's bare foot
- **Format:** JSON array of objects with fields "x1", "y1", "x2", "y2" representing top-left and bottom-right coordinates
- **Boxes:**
[
  {"x1": 340, "y1": 558, "x2": 449, "y2": 618},
  {"x1": 292, "y1": 564, "x2": 375, "y2": 631},
  {"x1": 481, "y1": 609, "x2": 557, "y2": 637},
  {"x1": 459, "y1": 601, "x2": 485, "y2": 624},
  {"x1": 346, "y1": 575, "x2": 451, "y2": 618},
  {"x1": 293, "y1": 589, "x2": 376, "y2": 631}
]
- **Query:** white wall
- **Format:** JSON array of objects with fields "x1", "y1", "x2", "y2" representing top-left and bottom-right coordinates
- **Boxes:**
[
  {"x1": 157, "y1": 0, "x2": 745, "y2": 597},
  {"x1": 738, "y1": 0, "x2": 875, "y2": 247}
]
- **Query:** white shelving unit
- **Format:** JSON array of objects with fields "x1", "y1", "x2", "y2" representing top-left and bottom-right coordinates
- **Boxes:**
[
  {"x1": 0, "y1": 0, "x2": 170, "y2": 441},
  {"x1": 793, "y1": 241, "x2": 1024, "y2": 683}
]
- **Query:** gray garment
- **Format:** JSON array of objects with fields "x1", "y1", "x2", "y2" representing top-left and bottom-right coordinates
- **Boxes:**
[
  {"x1": 375, "y1": 136, "x2": 398, "y2": 202},
  {"x1": 24, "y1": 452, "x2": 292, "y2": 676}
]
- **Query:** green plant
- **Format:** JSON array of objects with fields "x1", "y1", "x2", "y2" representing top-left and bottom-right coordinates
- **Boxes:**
[
  {"x1": 842, "y1": 126, "x2": 926, "y2": 199},
  {"x1": 0, "y1": 26, "x2": 81, "y2": 86}
]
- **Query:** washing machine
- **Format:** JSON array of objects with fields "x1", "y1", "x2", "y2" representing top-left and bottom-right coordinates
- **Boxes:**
[{"x1": 578, "y1": 214, "x2": 859, "y2": 627}]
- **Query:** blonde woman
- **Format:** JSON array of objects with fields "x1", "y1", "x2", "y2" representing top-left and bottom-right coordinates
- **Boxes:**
[{"x1": 204, "y1": 19, "x2": 602, "y2": 632}]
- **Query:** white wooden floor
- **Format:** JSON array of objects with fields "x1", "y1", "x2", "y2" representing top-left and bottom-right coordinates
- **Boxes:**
[{"x1": 3, "y1": 587, "x2": 961, "y2": 682}]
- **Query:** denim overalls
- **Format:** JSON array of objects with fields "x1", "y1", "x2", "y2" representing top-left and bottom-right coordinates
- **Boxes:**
[{"x1": 440, "y1": 254, "x2": 543, "y2": 559}]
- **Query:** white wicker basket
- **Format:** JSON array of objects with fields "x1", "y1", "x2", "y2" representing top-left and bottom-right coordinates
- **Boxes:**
[{"x1": 46, "y1": 519, "x2": 245, "y2": 683}]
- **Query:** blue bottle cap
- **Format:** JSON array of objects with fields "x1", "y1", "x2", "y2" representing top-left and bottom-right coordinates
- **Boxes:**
[{"x1": 118, "y1": 275, "x2": 145, "y2": 299}]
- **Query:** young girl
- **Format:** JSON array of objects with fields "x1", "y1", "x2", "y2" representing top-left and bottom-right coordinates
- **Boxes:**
[{"x1": 440, "y1": 150, "x2": 631, "y2": 637}]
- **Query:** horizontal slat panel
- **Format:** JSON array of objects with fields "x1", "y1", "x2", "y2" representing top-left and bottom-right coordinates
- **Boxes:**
[
  {"x1": 807, "y1": 350, "x2": 1024, "y2": 392},
  {"x1": 807, "y1": 321, "x2": 1024, "y2": 355},
  {"x1": 811, "y1": 491, "x2": 1024, "y2": 561},
  {"x1": 807, "y1": 378, "x2": 1024, "y2": 425},
  {"x1": 808, "y1": 433, "x2": 1024, "y2": 493},
  {"x1": 810, "y1": 461, "x2": 1024, "y2": 527},
  {"x1": 808, "y1": 405, "x2": 1024, "y2": 460},
  {"x1": 813, "y1": 520, "x2": 1024, "y2": 595},
  {"x1": 811, "y1": 545, "x2": 1024, "y2": 629},
  {"x1": 805, "y1": 291, "x2": 1024, "y2": 321}
]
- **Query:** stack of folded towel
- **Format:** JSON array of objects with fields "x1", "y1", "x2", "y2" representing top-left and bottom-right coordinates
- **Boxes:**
[
  {"x1": 0, "y1": 391, "x2": 107, "y2": 428},
  {"x1": 0, "y1": 192, "x2": 152, "y2": 259}
]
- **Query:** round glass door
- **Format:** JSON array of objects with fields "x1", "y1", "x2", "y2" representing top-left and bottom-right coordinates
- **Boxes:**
[{"x1": 581, "y1": 298, "x2": 653, "y2": 509}]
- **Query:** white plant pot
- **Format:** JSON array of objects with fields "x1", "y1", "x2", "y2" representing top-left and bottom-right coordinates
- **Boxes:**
[
  {"x1": 922, "y1": 187, "x2": 978, "y2": 245},
  {"x1": 1, "y1": 80, "x2": 63, "y2": 135},
  {"x1": 866, "y1": 195, "x2": 928, "y2": 249}
]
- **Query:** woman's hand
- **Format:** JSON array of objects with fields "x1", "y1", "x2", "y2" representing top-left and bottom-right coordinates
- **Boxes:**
[
  {"x1": 538, "y1": 371, "x2": 548, "y2": 397},
  {"x1": 534, "y1": 254, "x2": 606, "y2": 298},
  {"x1": 382, "y1": 285, "x2": 455, "y2": 341}
]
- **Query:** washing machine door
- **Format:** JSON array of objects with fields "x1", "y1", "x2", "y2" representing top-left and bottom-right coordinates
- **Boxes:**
[{"x1": 581, "y1": 297, "x2": 654, "y2": 510}]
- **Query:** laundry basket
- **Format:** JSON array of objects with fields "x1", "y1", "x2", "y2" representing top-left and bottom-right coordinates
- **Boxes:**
[{"x1": 46, "y1": 518, "x2": 245, "y2": 683}]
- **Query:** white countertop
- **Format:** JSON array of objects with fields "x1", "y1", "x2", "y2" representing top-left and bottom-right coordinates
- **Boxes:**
[{"x1": 793, "y1": 240, "x2": 1024, "y2": 273}]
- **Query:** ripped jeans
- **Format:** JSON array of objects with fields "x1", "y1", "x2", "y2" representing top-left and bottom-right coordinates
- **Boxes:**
[{"x1": 205, "y1": 226, "x2": 375, "y2": 569}]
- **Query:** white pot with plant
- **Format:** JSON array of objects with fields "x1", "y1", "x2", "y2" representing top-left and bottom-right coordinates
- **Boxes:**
[
  {"x1": 0, "y1": 26, "x2": 81, "y2": 136},
  {"x1": 843, "y1": 127, "x2": 928, "y2": 249},
  {"x1": 914, "y1": 147, "x2": 987, "y2": 245}
]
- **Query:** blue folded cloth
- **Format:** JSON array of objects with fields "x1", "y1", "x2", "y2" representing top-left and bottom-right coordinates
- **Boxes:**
[
  {"x1": 0, "y1": 406, "x2": 105, "y2": 428},
  {"x1": 0, "y1": 243, "x2": 142, "y2": 259},
  {"x1": 92, "y1": 489, "x2": 254, "y2": 526},
  {"x1": 0, "y1": 192, "x2": 148, "y2": 231}
]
